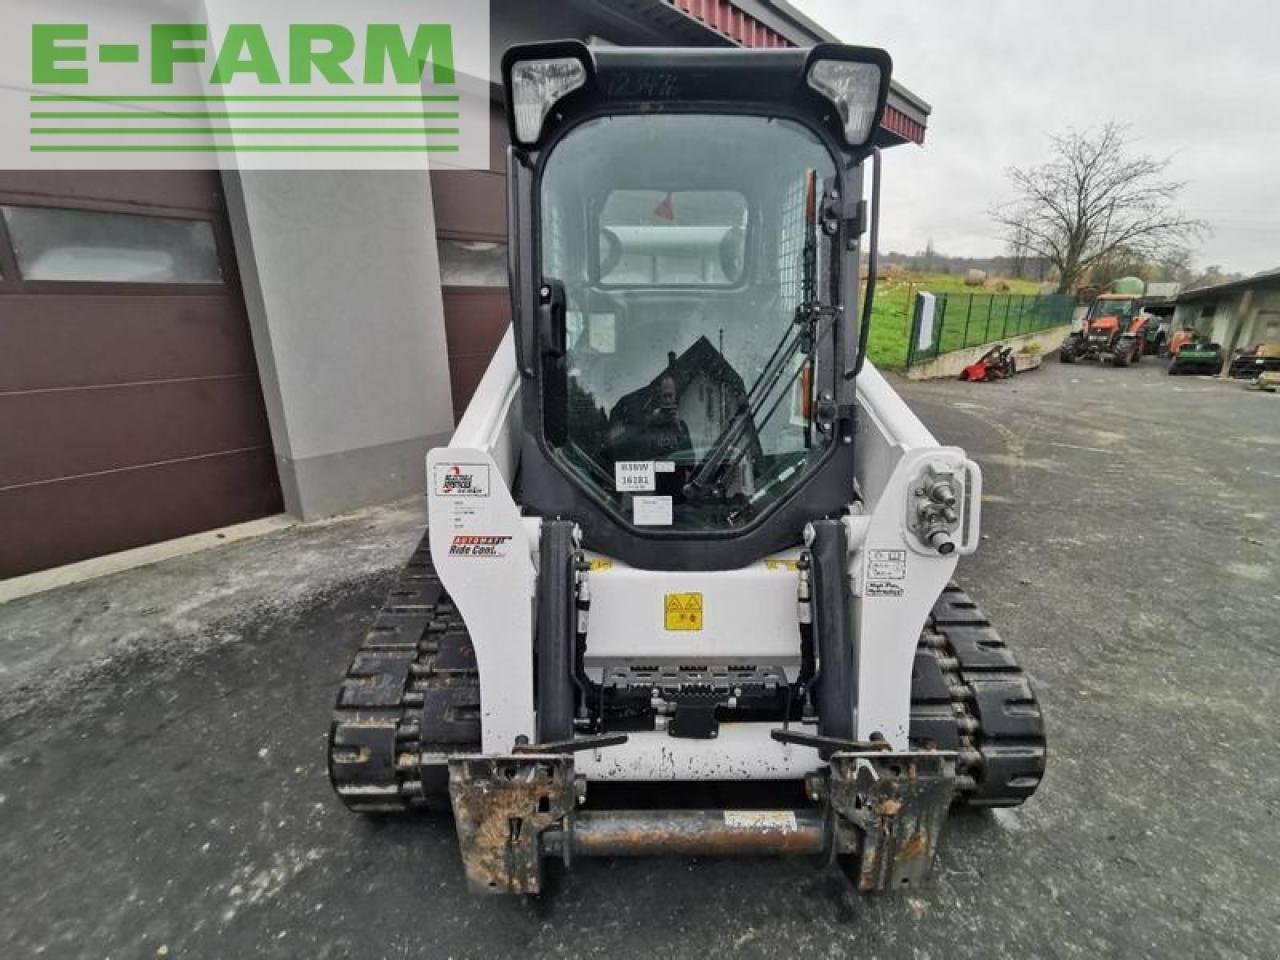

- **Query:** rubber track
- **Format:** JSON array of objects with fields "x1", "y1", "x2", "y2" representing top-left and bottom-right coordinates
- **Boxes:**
[
  {"x1": 328, "y1": 541, "x2": 1043, "y2": 813},
  {"x1": 327, "y1": 531, "x2": 480, "y2": 813},
  {"x1": 909, "y1": 583, "x2": 1047, "y2": 806}
]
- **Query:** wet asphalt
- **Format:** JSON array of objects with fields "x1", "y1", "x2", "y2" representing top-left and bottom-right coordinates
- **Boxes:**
[{"x1": 1, "y1": 355, "x2": 1277, "y2": 959}]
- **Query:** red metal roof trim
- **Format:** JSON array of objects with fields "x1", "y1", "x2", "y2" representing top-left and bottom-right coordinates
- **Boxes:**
[
  {"x1": 880, "y1": 105, "x2": 926, "y2": 145},
  {"x1": 668, "y1": 0, "x2": 925, "y2": 144},
  {"x1": 672, "y1": 0, "x2": 791, "y2": 48}
]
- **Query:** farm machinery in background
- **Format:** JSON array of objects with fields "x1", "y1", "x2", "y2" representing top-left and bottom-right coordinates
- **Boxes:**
[
  {"x1": 1060, "y1": 277, "x2": 1177, "y2": 367},
  {"x1": 1168, "y1": 336, "x2": 1226, "y2": 376},
  {"x1": 959, "y1": 344, "x2": 1017, "y2": 382},
  {"x1": 1227, "y1": 342, "x2": 1280, "y2": 379}
]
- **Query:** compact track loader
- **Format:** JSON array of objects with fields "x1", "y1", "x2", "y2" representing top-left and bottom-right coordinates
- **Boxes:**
[{"x1": 328, "y1": 41, "x2": 1045, "y2": 894}]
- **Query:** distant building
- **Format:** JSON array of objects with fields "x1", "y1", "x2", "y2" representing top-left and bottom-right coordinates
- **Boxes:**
[{"x1": 1171, "y1": 271, "x2": 1280, "y2": 362}]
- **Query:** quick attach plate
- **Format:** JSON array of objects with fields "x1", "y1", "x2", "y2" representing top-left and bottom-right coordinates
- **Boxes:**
[
  {"x1": 448, "y1": 754, "x2": 576, "y2": 895},
  {"x1": 600, "y1": 662, "x2": 790, "y2": 739},
  {"x1": 827, "y1": 750, "x2": 956, "y2": 892}
]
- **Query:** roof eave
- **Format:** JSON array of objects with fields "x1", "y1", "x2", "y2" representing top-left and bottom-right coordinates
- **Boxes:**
[
  {"x1": 1176, "y1": 270, "x2": 1280, "y2": 303},
  {"x1": 606, "y1": 0, "x2": 930, "y2": 146}
]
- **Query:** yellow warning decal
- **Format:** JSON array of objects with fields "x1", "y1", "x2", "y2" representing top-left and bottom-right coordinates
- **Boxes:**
[
  {"x1": 589, "y1": 558, "x2": 613, "y2": 571},
  {"x1": 765, "y1": 559, "x2": 800, "y2": 571},
  {"x1": 664, "y1": 592, "x2": 703, "y2": 631}
]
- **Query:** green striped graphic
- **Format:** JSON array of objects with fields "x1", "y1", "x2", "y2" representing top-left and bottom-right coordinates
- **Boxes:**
[
  {"x1": 31, "y1": 128, "x2": 460, "y2": 136},
  {"x1": 30, "y1": 95, "x2": 460, "y2": 103},
  {"x1": 31, "y1": 112, "x2": 459, "y2": 120},
  {"x1": 30, "y1": 144, "x2": 462, "y2": 152}
]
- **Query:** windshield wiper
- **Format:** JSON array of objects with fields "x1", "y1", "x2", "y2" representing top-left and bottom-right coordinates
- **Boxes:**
[
  {"x1": 714, "y1": 312, "x2": 834, "y2": 495},
  {"x1": 685, "y1": 169, "x2": 826, "y2": 499},
  {"x1": 683, "y1": 321, "x2": 808, "y2": 499}
]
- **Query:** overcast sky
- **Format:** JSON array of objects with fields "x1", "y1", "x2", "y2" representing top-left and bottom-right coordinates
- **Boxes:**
[{"x1": 794, "y1": 0, "x2": 1280, "y2": 274}]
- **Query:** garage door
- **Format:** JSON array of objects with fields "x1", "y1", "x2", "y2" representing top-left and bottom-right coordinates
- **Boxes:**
[
  {"x1": 430, "y1": 104, "x2": 511, "y2": 421},
  {"x1": 0, "y1": 172, "x2": 282, "y2": 579}
]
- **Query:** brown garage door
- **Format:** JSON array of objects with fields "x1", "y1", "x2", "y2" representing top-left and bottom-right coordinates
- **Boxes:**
[
  {"x1": 0, "y1": 172, "x2": 282, "y2": 579},
  {"x1": 430, "y1": 104, "x2": 512, "y2": 421}
]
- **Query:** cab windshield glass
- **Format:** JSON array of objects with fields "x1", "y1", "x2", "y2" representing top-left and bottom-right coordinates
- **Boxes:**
[{"x1": 539, "y1": 114, "x2": 839, "y2": 532}]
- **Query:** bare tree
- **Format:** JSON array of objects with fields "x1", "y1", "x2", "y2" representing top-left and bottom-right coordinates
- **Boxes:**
[
  {"x1": 1187, "y1": 263, "x2": 1245, "y2": 290},
  {"x1": 1005, "y1": 221, "x2": 1031, "y2": 279},
  {"x1": 1156, "y1": 248, "x2": 1194, "y2": 285},
  {"x1": 991, "y1": 123, "x2": 1204, "y2": 293},
  {"x1": 1088, "y1": 246, "x2": 1152, "y2": 288}
]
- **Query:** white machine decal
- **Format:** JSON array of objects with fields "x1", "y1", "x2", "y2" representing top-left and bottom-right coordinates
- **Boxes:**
[
  {"x1": 866, "y1": 581, "x2": 905, "y2": 598},
  {"x1": 632, "y1": 495, "x2": 673, "y2": 525},
  {"x1": 724, "y1": 810, "x2": 798, "y2": 832},
  {"x1": 428, "y1": 444, "x2": 535, "y2": 753},
  {"x1": 434, "y1": 463, "x2": 491, "y2": 497},
  {"x1": 867, "y1": 549, "x2": 907, "y2": 580},
  {"x1": 615, "y1": 460, "x2": 656, "y2": 492}
]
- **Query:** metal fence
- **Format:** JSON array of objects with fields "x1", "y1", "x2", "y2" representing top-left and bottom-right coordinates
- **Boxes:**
[{"x1": 906, "y1": 292, "x2": 1076, "y2": 367}]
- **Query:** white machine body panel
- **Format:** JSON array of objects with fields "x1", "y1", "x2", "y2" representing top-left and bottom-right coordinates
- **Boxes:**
[
  {"x1": 847, "y1": 362, "x2": 982, "y2": 747},
  {"x1": 426, "y1": 336, "x2": 982, "y2": 765},
  {"x1": 576, "y1": 723, "x2": 815, "y2": 781},
  {"x1": 583, "y1": 550, "x2": 803, "y2": 666},
  {"x1": 428, "y1": 330, "x2": 536, "y2": 753}
]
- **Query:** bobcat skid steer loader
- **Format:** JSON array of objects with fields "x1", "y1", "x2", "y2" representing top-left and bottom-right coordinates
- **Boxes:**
[{"x1": 328, "y1": 41, "x2": 1045, "y2": 895}]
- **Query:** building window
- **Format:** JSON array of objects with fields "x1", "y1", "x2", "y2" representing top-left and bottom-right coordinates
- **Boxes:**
[
  {"x1": 1, "y1": 205, "x2": 222, "y2": 284},
  {"x1": 437, "y1": 238, "x2": 507, "y2": 287},
  {"x1": 1199, "y1": 303, "x2": 1217, "y2": 319}
]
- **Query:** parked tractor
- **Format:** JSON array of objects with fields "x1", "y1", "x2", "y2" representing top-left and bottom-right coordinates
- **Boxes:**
[
  {"x1": 1059, "y1": 293, "x2": 1151, "y2": 366},
  {"x1": 327, "y1": 41, "x2": 1045, "y2": 896}
]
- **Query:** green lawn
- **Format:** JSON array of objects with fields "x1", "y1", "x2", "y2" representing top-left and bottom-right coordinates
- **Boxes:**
[{"x1": 862, "y1": 272, "x2": 1047, "y2": 369}]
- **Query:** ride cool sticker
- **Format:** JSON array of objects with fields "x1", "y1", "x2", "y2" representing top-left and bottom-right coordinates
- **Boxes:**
[{"x1": 448, "y1": 535, "x2": 512, "y2": 558}]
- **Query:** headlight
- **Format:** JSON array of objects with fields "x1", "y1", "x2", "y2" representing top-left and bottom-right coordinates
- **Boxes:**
[
  {"x1": 510, "y1": 57, "x2": 587, "y2": 144},
  {"x1": 804, "y1": 47, "x2": 892, "y2": 147}
]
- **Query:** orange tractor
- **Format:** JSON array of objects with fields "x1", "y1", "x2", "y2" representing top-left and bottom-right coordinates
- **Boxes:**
[{"x1": 1059, "y1": 294, "x2": 1151, "y2": 367}]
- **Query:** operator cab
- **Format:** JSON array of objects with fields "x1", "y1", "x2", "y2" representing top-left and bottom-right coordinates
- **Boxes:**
[
  {"x1": 504, "y1": 43, "x2": 893, "y2": 569},
  {"x1": 542, "y1": 114, "x2": 836, "y2": 531},
  {"x1": 1086, "y1": 295, "x2": 1138, "y2": 328}
]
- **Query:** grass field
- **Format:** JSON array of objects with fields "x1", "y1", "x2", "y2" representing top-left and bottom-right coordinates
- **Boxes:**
[{"x1": 863, "y1": 271, "x2": 1047, "y2": 369}]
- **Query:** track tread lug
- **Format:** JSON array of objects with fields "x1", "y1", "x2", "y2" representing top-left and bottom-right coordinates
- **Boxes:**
[
  {"x1": 328, "y1": 529, "x2": 481, "y2": 816},
  {"x1": 912, "y1": 585, "x2": 1047, "y2": 809}
]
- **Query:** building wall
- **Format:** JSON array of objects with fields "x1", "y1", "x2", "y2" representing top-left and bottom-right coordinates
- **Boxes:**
[
  {"x1": 223, "y1": 171, "x2": 455, "y2": 519},
  {"x1": 1243, "y1": 290, "x2": 1280, "y2": 345},
  {"x1": 222, "y1": 2, "x2": 700, "y2": 520},
  {"x1": 1172, "y1": 296, "x2": 1238, "y2": 343},
  {"x1": 1173, "y1": 286, "x2": 1280, "y2": 351}
]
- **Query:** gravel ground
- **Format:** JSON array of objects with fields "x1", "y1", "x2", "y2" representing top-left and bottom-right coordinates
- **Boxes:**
[{"x1": 1, "y1": 356, "x2": 1277, "y2": 960}]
